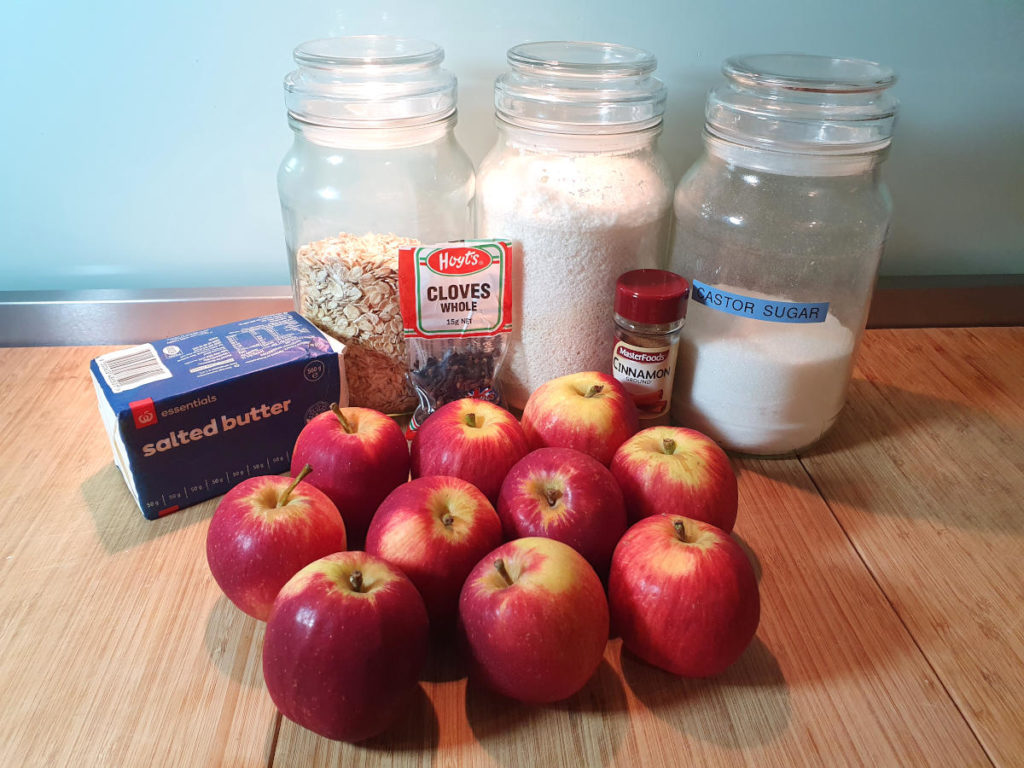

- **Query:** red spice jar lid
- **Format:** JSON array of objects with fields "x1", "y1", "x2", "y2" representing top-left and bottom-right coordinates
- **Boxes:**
[{"x1": 615, "y1": 269, "x2": 689, "y2": 325}]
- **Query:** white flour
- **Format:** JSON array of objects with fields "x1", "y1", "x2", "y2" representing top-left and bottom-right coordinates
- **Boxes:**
[
  {"x1": 672, "y1": 292, "x2": 857, "y2": 454},
  {"x1": 477, "y1": 151, "x2": 671, "y2": 408}
]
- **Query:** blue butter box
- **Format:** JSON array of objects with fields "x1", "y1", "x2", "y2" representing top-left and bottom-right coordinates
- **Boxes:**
[{"x1": 90, "y1": 312, "x2": 347, "y2": 519}]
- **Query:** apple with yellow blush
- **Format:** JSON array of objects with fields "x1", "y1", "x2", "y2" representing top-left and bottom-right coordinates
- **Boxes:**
[
  {"x1": 365, "y1": 476, "x2": 503, "y2": 631},
  {"x1": 411, "y1": 399, "x2": 528, "y2": 504},
  {"x1": 458, "y1": 537, "x2": 609, "y2": 703},
  {"x1": 610, "y1": 426, "x2": 738, "y2": 531},
  {"x1": 608, "y1": 514, "x2": 759, "y2": 677},
  {"x1": 497, "y1": 447, "x2": 627, "y2": 577},
  {"x1": 206, "y1": 464, "x2": 347, "y2": 621},
  {"x1": 521, "y1": 371, "x2": 639, "y2": 466},
  {"x1": 262, "y1": 551, "x2": 428, "y2": 741},
  {"x1": 290, "y1": 404, "x2": 410, "y2": 547}
]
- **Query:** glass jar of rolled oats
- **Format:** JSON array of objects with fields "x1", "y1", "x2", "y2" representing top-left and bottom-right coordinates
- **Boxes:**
[{"x1": 279, "y1": 36, "x2": 475, "y2": 413}]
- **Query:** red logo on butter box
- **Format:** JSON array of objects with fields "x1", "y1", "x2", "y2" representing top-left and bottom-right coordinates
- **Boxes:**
[{"x1": 129, "y1": 398, "x2": 158, "y2": 429}]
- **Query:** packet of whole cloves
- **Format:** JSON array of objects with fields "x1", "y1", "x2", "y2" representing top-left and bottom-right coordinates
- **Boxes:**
[{"x1": 398, "y1": 239, "x2": 514, "y2": 430}]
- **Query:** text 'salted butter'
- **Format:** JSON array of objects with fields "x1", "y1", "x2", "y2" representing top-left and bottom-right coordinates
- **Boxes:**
[{"x1": 90, "y1": 312, "x2": 346, "y2": 519}]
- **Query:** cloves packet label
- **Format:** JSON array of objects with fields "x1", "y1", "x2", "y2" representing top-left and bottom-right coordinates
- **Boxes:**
[
  {"x1": 398, "y1": 240, "x2": 515, "y2": 430},
  {"x1": 399, "y1": 240, "x2": 513, "y2": 338}
]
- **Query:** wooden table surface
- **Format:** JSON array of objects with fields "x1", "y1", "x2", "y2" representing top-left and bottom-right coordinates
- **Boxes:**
[{"x1": 1, "y1": 328, "x2": 1022, "y2": 767}]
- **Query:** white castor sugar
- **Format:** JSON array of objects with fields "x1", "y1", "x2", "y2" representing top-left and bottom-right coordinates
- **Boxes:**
[
  {"x1": 477, "y1": 151, "x2": 672, "y2": 408},
  {"x1": 672, "y1": 292, "x2": 858, "y2": 455}
]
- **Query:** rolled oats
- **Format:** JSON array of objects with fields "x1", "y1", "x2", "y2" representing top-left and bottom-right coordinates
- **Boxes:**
[{"x1": 295, "y1": 232, "x2": 420, "y2": 413}]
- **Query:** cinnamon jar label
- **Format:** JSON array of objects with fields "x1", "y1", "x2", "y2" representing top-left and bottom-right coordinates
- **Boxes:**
[{"x1": 612, "y1": 339, "x2": 678, "y2": 418}]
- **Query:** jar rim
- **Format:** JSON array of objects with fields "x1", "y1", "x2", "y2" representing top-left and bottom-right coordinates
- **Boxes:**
[
  {"x1": 285, "y1": 36, "x2": 457, "y2": 128},
  {"x1": 507, "y1": 41, "x2": 658, "y2": 77},
  {"x1": 495, "y1": 41, "x2": 666, "y2": 133},
  {"x1": 294, "y1": 36, "x2": 445, "y2": 70},
  {"x1": 707, "y1": 52, "x2": 899, "y2": 154},
  {"x1": 723, "y1": 53, "x2": 897, "y2": 93}
]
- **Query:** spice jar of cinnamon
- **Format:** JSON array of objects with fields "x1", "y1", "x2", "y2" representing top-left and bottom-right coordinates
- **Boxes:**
[{"x1": 611, "y1": 270, "x2": 689, "y2": 424}]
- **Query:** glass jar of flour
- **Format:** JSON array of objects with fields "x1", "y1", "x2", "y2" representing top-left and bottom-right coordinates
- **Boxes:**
[
  {"x1": 669, "y1": 54, "x2": 898, "y2": 455},
  {"x1": 476, "y1": 42, "x2": 673, "y2": 408},
  {"x1": 279, "y1": 36, "x2": 474, "y2": 414}
]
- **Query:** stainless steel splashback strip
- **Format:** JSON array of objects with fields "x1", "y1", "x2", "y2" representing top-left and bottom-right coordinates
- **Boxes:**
[{"x1": 2, "y1": 277, "x2": 1022, "y2": 347}]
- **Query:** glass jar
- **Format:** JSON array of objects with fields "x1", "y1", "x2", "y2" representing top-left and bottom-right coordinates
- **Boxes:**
[
  {"x1": 278, "y1": 36, "x2": 475, "y2": 414},
  {"x1": 669, "y1": 54, "x2": 898, "y2": 455},
  {"x1": 476, "y1": 42, "x2": 674, "y2": 409}
]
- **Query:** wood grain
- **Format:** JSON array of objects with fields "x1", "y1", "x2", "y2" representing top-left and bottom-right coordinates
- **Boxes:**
[
  {"x1": 270, "y1": 457, "x2": 988, "y2": 767},
  {"x1": 0, "y1": 336, "x2": 1015, "y2": 767},
  {"x1": 799, "y1": 328, "x2": 1024, "y2": 767},
  {"x1": 0, "y1": 347, "x2": 279, "y2": 768}
]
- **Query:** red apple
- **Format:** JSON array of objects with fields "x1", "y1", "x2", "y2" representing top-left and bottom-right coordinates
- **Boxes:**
[
  {"x1": 291, "y1": 404, "x2": 409, "y2": 546},
  {"x1": 610, "y1": 426, "x2": 738, "y2": 531},
  {"x1": 459, "y1": 537, "x2": 609, "y2": 703},
  {"x1": 366, "y1": 476, "x2": 503, "y2": 630},
  {"x1": 411, "y1": 398, "x2": 528, "y2": 504},
  {"x1": 609, "y1": 515, "x2": 759, "y2": 677},
  {"x1": 262, "y1": 551, "x2": 429, "y2": 742},
  {"x1": 206, "y1": 465, "x2": 347, "y2": 621},
  {"x1": 497, "y1": 447, "x2": 627, "y2": 576},
  {"x1": 521, "y1": 371, "x2": 639, "y2": 466}
]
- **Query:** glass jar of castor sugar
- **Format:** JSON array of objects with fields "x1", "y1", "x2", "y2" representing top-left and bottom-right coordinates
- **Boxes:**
[{"x1": 670, "y1": 54, "x2": 898, "y2": 455}]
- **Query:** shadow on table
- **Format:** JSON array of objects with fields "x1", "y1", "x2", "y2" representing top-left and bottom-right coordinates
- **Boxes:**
[
  {"x1": 81, "y1": 464, "x2": 217, "y2": 554},
  {"x1": 204, "y1": 594, "x2": 264, "y2": 688},
  {"x1": 735, "y1": 378, "x2": 1024, "y2": 534},
  {"x1": 420, "y1": 631, "x2": 470, "y2": 683},
  {"x1": 800, "y1": 378, "x2": 1024, "y2": 534},
  {"x1": 801, "y1": 378, "x2": 946, "y2": 457},
  {"x1": 355, "y1": 684, "x2": 442, "y2": 754},
  {"x1": 729, "y1": 378, "x2": 941, "y2": 467},
  {"x1": 273, "y1": 684, "x2": 440, "y2": 761},
  {"x1": 731, "y1": 532, "x2": 762, "y2": 584},
  {"x1": 465, "y1": 657, "x2": 628, "y2": 768},
  {"x1": 621, "y1": 637, "x2": 790, "y2": 749}
]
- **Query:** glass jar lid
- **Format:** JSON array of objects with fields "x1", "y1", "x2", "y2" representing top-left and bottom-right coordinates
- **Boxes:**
[
  {"x1": 495, "y1": 41, "x2": 666, "y2": 134},
  {"x1": 706, "y1": 53, "x2": 899, "y2": 154},
  {"x1": 284, "y1": 36, "x2": 457, "y2": 128}
]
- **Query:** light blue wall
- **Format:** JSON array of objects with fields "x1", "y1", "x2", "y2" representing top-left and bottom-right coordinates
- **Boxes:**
[{"x1": 2, "y1": 0, "x2": 1022, "y2": 291}]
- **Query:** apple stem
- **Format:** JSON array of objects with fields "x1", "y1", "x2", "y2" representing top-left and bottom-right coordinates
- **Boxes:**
[
  {"x1": 442, "y1": 512, "x2": 454, "y2": 527},
  {"x1": 662, "y1": 438, "x2": 676, "y2": 455},
  {"x1": 465, "y1": 412, "x2": 478, "y2": 429},
  {"x1": 674, "y1": 519, "x2": 693, "y2": 544},
  {"x1": 584, "y1": 384, "x2": 604, "y2": 398},
  {"x1": 278, "y1": 464, "x2": 312, "y2": 507},
  {"x1": 544, "y1": 488, "x2": 563, "y2": 507},
  {"x1": 349, "y1": 570, "x2": 364, "y2": 593},
  {"x1": 493, "y1": 558, "x2": 513, "y2": 586},
  {"x1": 330, "y1": 402, "x2": 354, "y2": 434}
]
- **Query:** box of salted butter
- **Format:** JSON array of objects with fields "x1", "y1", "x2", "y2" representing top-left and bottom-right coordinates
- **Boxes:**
[{"x1": 90, "y1": 312, "x2": 347, "y2": 519}]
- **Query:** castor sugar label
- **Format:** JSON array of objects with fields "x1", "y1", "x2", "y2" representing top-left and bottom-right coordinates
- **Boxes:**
[{"x1": 692, "y1": 280, "x2": 829, "y2": 324}]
